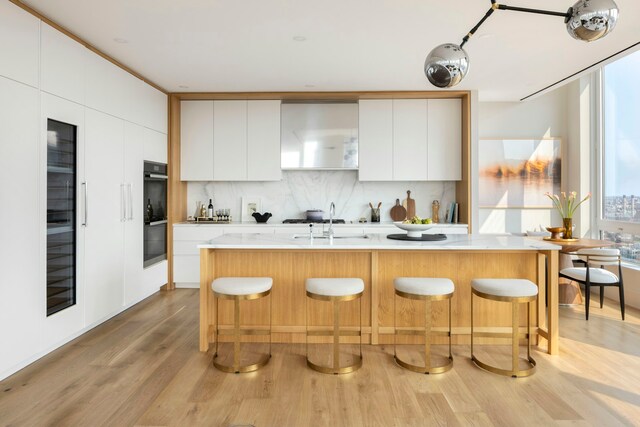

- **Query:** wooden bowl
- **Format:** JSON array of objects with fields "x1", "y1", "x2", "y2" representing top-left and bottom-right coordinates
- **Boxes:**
[{"x1": 546, "y1": 226, "x2": 565, "y2": 240}]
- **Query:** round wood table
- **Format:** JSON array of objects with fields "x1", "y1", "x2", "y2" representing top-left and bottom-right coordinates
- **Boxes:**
[{"x1": 533, "y1": 238, "x2": 614, "y2": 305}]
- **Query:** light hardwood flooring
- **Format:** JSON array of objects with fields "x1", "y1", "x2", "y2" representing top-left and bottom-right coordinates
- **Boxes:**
[{"x1": 2, "y1": 289, "x2": 640, "y2": 426}]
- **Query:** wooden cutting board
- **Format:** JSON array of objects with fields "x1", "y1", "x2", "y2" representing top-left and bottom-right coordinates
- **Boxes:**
[
  {"x1": 390, "y1": 199, "x2": 407, "y2": 221},
  {"x1": 403, "y1": 190, "x2": 416, "y2": 219}
]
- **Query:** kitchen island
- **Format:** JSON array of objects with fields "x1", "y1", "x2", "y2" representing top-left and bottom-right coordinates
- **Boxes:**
[{"x1": 199, "y1": 233, "x2": 561, "y2": 354}]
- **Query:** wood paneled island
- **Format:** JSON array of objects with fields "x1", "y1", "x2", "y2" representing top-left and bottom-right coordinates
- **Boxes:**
[{"x1": 199, "y1": 233, "x2": 561, "y2": 354}]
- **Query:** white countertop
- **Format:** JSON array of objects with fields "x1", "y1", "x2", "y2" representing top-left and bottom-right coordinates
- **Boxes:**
[
  {"x1": 198, "y1": 233, "x2": 560, "y2": 251},
  {"x1": 176, "y1": 221, "x2": 467, "y2": 228}
]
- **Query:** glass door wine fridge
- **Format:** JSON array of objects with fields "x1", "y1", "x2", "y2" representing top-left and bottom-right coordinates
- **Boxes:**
[{"x1": 46, "y1": 119, "x2": 78, "y2": 316}]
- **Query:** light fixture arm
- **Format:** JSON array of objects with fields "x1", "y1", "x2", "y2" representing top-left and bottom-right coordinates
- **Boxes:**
[{"x1": 459, "y1": 1, "x2": 572, "y2": 48}]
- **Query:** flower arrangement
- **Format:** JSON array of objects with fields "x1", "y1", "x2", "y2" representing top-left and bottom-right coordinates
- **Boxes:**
[{"x1": 544, "y1": 191, "x2": 591, "y2": 219}]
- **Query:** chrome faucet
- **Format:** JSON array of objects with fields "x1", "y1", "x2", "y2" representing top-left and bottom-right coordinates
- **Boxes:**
[{"x1": 326, "y1": 202, "x2": 336, "y2": 240}]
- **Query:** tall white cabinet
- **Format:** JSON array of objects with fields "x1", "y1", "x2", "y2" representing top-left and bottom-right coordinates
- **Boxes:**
[
  {"x1": 358, "y1": 98, "x2": 462, "y2": 181},
  {"x1": 84, "y1": 109, "x2": 126, "y2": 325},
  {"x1": 0, "y1": 0, "x2": 168, "y2": 380},
  {"x1": 181, "y1": 100, "x2": 282, "y2": 181}
]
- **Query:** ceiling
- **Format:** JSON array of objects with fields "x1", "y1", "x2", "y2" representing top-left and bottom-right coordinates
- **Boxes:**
[{"x1": 22, "y1": 0, "x2": 640, "y2": 101}]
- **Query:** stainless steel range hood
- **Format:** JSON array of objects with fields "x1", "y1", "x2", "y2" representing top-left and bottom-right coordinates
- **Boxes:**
[{"x1": 280, "y1": 101, "x2": 358, "y2": 170}]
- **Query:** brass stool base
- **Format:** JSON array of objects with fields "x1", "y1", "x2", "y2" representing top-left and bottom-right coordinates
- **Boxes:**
[
  {"x1": 394, "y1": 355, "x2": 453, "y2": 375},
  {"x1": 471, "y1": 355, "x2": 536, "y2": 378},
  {"x1": 213, "y1": 353, "x2": 271, "y2": 374},
  {"x1": 306, "y1": 355, "x2": 362, "y2": 375}
]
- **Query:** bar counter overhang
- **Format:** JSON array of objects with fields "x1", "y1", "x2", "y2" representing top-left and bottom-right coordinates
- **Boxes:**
[{"x1": 198, "y1": 234, "x2": 561, "y2": 355}]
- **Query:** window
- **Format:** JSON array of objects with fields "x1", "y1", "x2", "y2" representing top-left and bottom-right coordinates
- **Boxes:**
[{"x1": 599, "y1": 49, "x2": 640, "y2": 263}]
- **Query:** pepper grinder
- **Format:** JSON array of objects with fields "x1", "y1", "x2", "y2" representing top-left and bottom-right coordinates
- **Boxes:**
[{"x1": 432, "y1": 200, "x2": 440, "y2": 223}]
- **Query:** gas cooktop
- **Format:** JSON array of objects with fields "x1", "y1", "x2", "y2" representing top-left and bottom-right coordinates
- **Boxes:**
[{"x1": 282, "y1": 219, "x2": 346, "y2": 224}]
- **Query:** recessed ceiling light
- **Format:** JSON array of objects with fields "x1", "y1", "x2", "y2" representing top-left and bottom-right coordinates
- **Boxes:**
[
  {"x1": 113, "y1": 37, "x2": 129, "y2": 44},
  {"x1": 178, "y1": 85, "x2": 189, "y2": 89},
  {"x1": 292, "y1": 36, "x2": 307, "y2": 42}
]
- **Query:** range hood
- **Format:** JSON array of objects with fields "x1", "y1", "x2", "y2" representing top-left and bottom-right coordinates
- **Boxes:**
[{"x1": 281, "y1": 101, "x2": 358, "y2": 170}]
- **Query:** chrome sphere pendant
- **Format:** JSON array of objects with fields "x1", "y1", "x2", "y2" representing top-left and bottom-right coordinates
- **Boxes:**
[
  {"x1": 424, "y1": 43, "x2": 470, "y2": 88},
  {"x1": 566, "y1": 0, "x2": 619, "y2": 42}
]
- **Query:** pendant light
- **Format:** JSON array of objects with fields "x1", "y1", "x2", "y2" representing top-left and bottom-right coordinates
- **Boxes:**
[{"x1": 425, "y1": 0, "x2": 619, "y2": 88}]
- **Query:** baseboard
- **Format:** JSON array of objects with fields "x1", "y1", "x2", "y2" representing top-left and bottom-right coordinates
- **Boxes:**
[{"x1": 175, "y1": 282, "x2": 199, "y2": 289}]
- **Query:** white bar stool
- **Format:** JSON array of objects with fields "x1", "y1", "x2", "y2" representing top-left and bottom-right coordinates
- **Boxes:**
[
  {"x1": 471, "y1": 278, "x2": 537, "y2": 378},
  {"x1": 305, "y1": 278, "x2": 364, "y2": 375},
  {"x1": 394, "y1": 277, "x2": 454, "y2": 374},
  {"x1": 211, "y1": 277, "x2": 272, "y2": 374}
]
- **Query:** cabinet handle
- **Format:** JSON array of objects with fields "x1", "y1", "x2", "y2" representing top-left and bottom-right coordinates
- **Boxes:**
[
  {"x1": 127, "y1": 183, "x2": 133, "y2": 221},
  {"x1": 82, "y1": 182, "x2": 88, "y2": 226},
  {"x1": 120, "y1": 184, "x2": 126, "y2": 222}
]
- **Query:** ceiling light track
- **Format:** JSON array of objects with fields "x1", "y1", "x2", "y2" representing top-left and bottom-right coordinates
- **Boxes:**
[{"x1": 425, "y1": 0, "x2": 620, "y2": 88}]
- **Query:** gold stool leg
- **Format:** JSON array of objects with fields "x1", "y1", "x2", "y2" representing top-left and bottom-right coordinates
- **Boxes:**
[
  {"x1": 512, "y1": 301, "x2": 519, "y2": 377},
  {"x1": 424, "y1": 299, "x2": 432, "y2": 371},
  {"x1": 213, "y1": 292, "x2": 271, "y2": 374},
  {"x1": 333, "y1": 299, "x2": 340, "y2": 372}
]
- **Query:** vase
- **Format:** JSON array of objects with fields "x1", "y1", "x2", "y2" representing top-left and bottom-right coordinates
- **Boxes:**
[{"x1": 562, "y1": 218, "x2": 573, "y2": 239}]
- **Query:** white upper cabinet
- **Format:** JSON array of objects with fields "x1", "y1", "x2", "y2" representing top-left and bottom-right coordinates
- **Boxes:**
[
  {"x1": 427, "y1": 99, "x2": 462, "y2": 181},
  {"x1": 143, "y1": 128, "x2": 168, "y2": 164},
  {"x1": 213, "y1": 100, "x2": 248, "y2": 181},
  {"x1": 358, "y1": 100, "x2": 393, "y2": 181},
  {"x1": 125, "y1": 76, "x2": 168, "y2": 134},
  {"x1": 247, "y1": 100, "x2": 281, "y2": 181},
  {"x1": 358, "y1": 98, "x2": 462, "y2": 181},
  {"x1": 181, "y1": 100, "x2": 282, "y2": 181},
  {"x1": 85, "y1": 52, "x2": 131, "y2": 121},
  {"x1": 181, "y1": 101, "x2": 214, "y2": 181},
  {"x1": 392, "y1": 99, "x2": 428, "y2": 181},
  {"x1": 41, "y1": 23, "x2": 86, "y2": 104},
  {"x1": 0, "y1": 2, "x2": 39, "y2": 87}
]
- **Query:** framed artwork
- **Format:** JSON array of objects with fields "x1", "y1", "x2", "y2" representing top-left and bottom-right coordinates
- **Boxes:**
[
  {"x1": 479, "y1": 138, "x2": 561, "y2": 208},
  {"x1": 241, "y1": 197, "x2": 262, "y2": 222}
]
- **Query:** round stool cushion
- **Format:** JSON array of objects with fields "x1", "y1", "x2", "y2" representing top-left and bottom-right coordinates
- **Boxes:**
[
  {"x1": 471, "y1": 278, "x2": 538, "y2": 298},
  {"x1": 394, "y1": 277, "x2": 454, "y2": 296},
  {"x1": 212, "y1": 277, "x2": 272, "y2": 296},
  {"x1": 306, "y1": 278, "x2": 364, "y2": 297}
]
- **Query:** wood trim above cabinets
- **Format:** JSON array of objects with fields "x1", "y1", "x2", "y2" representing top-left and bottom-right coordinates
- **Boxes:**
[{"x1": 174, "y1": 90, "x2": 470, "y2": 101}]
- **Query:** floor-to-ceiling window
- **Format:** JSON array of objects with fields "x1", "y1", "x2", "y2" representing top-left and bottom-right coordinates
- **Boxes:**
[{"x1": 599, "y1": 49, "x2": 640, "y2": 263}]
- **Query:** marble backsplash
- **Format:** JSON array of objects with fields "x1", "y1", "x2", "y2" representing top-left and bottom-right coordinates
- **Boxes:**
[{"x1": 187, "y1": 171, "x2": 456, "y2": 223}]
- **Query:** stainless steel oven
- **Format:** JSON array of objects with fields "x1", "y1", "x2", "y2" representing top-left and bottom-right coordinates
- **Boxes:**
[{"x1": 143, "y1": 161, "x2": 167, "y2": 268}]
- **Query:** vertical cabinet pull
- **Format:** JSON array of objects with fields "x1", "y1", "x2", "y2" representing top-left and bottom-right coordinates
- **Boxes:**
[
  {"x1": 127, "y1": 183, "x2": 133, "y2": 221},
  {"x1": 120, "y1": 184, "x2": 126, "y2": 222},
  {"x1": 82, "y1": 182, "x2": 88, "y2": 226}
]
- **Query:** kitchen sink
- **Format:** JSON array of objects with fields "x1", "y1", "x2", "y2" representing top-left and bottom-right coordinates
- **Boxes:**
[{"x1": 293, "y1": 234, "x2": 370, "y2": 240}]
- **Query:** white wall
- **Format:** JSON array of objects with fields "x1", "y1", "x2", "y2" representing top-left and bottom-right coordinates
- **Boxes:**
[
  {"x1": 188, "y1": 171, "x2": 457, "y2": 223},
  {"x1": 477, "y1": 84, "x2": 572, "y2": 234}
]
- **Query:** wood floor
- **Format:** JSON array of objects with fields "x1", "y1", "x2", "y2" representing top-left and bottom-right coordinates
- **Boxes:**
[{"x1": 2, "y1": 289, "x2": 640, "y2": 427}]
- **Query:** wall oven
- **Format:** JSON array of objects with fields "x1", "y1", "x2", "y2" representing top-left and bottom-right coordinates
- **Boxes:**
[{"x1": 144, "y1": 161, "x2": 167, "y2": 268}]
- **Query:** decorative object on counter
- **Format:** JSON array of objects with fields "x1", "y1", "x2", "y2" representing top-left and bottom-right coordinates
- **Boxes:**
[
  {"x1": 200, "y1": 203, "x2": 207, "y2": 218},
  {"x1": 393, "y1": 221, "x2": 437, "y2": 238},
  {"x1": 545, "y1": 191, "x2": 591, "y2": 239},
  {"x1": 305, "y1": 209, "x2": 324, "y2": 221},
  {"x1": 424, "y1": 0, "x2": 619, "y2": 88},
  {"x1": 480, "y1": 138, "x2": 561, "y2": 208},
  {"x1": 252, "y1": 212, "x2": 272, "y2": 223},
  {"x1": 445, "y1": 202, "x2": 459, "y2": 223},
  {"x1": 241, "y1": 197, "x2": 262, "y2": 222},
  {"x1": 390, "y1": 199, "x2": 407, "y2": 221},
  {"x1": 403, "y1": 190, "x2": 416, "y2": 219},
  {"x1": 369, "y1": 202, "x2": 381, "y2": 223},
  {"x1": 194, "y1": 201, "x2": 203, "y2": 218},
  {"x1": 358, "y1": 217, "x2": 367, "y2": 223},
  {"x1": 387, "y1": 233, "x2": 446, "y2": 242},
  {"x1": 207, "y1": 199, "x2": 214, "y2": 218},
  {"x1": 432, "y1": 200, "x2": 440, "y2": 223}
]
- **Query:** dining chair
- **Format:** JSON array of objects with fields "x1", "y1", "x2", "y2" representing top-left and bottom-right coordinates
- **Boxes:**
[{"x1": 559, "y1": 248, "x2": 624, "y2": 320}]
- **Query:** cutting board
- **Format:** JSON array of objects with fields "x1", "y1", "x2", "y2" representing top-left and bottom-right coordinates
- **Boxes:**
[
  {"x1": 390, "y1": 199, "x2": 407, "y2": 221},
  {"x1": 403, "y1": 190, "x2": 416, "y2": 219}
]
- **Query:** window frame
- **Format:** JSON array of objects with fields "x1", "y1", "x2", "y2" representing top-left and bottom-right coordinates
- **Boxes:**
[{"x1": 596, "y1": 64, "x2": 640, "y2": 265}]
